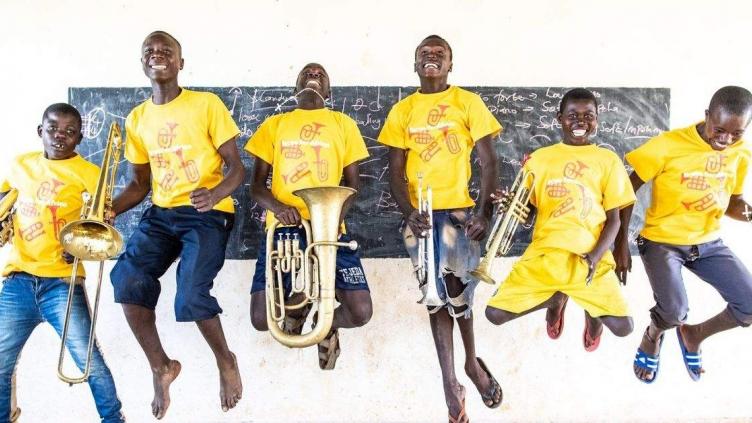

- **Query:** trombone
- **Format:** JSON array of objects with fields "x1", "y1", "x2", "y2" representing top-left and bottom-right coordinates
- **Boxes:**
[
  {"x1": 56, "y1": 122, "x2": 124, "y2": 384},
  {"x1": 415, "y1": 173, "x2": 442, "y2": 306},
  {"x1": 469, "y1": 169, "x2": 534, "y2": 285}
]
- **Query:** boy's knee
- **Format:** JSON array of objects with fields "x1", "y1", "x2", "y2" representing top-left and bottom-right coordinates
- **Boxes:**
[
  {"x1": 349, "y1": 299, "x2": 373, "y2": 327},
  {"x1": 610, "y1": 317, "x2": 634, "y2": 337},
  {"x1": 485, "y1": 306, "x2": 511, "y2": 325}
]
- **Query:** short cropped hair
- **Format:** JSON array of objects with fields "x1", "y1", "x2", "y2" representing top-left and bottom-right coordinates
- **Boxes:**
[
  {"x1": 144, "y1": 30, "x2": 182, "y2": 53},
  {"x1": 415, "y1": 35, "x2": 453, "y2": 60},
  {"x1": 708, "y1": 86, "x2": 752, "y2": 117},
  {"x1": 42, "y1": 103, "x2": 82, "y2": 128},
  {"x1": 559, "y1": 88, "x2": 598, "y2": 114}
]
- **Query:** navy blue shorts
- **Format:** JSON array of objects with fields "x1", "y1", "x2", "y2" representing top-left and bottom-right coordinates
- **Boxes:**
[
  {"x1": 250, "y1": 226, "x2": 369, "y2": 296},
  {"x1": 110, "y1": 205, "x2": 234, "y2": 322}
]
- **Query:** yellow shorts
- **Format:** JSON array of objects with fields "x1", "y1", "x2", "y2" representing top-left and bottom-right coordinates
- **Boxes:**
[{"x1": 487, "y1": 248, "x2": 629, "y2": 318}]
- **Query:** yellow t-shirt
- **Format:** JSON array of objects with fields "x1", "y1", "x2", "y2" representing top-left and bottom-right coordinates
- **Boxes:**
[
  {"x1": 1, "y1": 152, "x2": 99, "y2": 277},
  {"x1": 244, "y1": 108, "x2": 369, "y2": 227},
  {"x1": 377, "y1": 85, "x2": 502, "y2": 210},
  {"x1": 125, "y1": 89, "x2": 240, "y2": 213},
  {"x1": 523, "y1": 142, "x2": 636, "y2": 258},
  {"x1": 626, "y1": 123, "x2": 749, "y2": 245}
]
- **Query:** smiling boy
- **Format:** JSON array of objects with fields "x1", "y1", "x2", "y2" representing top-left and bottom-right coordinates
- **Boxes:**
[{"x1": 486, "y1": 88, "x2": 635, "y2": 353}]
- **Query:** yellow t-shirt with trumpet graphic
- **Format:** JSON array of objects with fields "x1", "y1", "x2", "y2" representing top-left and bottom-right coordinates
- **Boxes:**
[
  {"x1": 125, "y1": 89, "x2": 240, "y2": 213},
  {"x1": 245, "y1": 108, "x2": 369, "y2": 228},
  {"x1": 522, "y1": 142, "x2": 636, "y2": 258},
  {"x1": 377, "y1": 85, "x2": 502, "y2": 210},
  {"x1": 0, "y1": 152, "x2": 99, "y2": 277},
  {"x1": 626, "y1": 124, "x2": 749, "y2": 245}
]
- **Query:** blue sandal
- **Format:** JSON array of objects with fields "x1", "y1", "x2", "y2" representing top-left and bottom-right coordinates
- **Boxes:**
[
  {"x1": 633, "y1": 330, "x2": 665, "y2": 384},
  {"x1": 676, "y1": 327, "x2": 703, "y2": 381}
]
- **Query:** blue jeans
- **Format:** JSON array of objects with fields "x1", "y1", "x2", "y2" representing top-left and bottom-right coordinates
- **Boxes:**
[{"x1": 0, "y1": 272, "x2": 124, "y2": 423}]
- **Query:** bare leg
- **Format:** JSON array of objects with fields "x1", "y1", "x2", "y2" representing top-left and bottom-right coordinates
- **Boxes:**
[
  {"x1": 333, "y1": 289, "x2": 372, "y2": 330},
  {"x1": 122, "y1": 304, "x2": 181, "y2": 420},
  {"x1": 195, "y1": 316, "x2": 242, "y2": 412},
  {"x1": 679, "y1": 308, "x2": 739, "y2": 355},
  {"x1": 429, "y1": 308, "x2": 465, "y2": 419},
  {"x1": 485, "y1": 291, "x2": 566, "y2": 326}
]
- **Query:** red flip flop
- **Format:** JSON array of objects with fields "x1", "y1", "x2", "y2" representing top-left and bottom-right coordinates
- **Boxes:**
[
  {"x1": 583, "y1": 313, "x2": 602, "y2": 352},
  {"x1": 546, "y1": 297, "x2": 568, "y2": 340}
]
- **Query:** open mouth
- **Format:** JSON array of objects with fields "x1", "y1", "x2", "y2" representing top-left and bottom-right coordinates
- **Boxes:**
[
  {"x1": 150, "y1": 64, "x2": 167, "y2": 70},
  {"x1": 423, "y1": 63, "x2": 439, "y2": 70},
  {"x1": 572, "y1": 129, "x2": 587, "y2": 137},
  {"x1": 51, "y1": 142, "x2": 65, "y2": 149},
  {"x1": 305, "y1": 79, "x2": 321, "y2": 88}
]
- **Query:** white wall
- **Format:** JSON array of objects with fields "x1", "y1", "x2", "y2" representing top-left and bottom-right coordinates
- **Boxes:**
[{"x1": 2, "y1": 1, "x2": 752, "y2": 422}]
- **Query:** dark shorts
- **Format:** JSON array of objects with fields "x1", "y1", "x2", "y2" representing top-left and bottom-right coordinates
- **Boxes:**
[
  {"x1": 110, "y1": 205, "x2": 234, "y2": 322},
  {"x1": 250, "y1": 226, "x2": 369, "y2": 296}
]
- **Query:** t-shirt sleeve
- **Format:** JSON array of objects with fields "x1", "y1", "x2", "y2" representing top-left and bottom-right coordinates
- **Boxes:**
[
  {"x1": 602, "y1": 155, "x2": 637, "y2": 210},
  {"x1": 377, "y1": 105, "x2": 407, "y2": 149},
  {"x1": 467, "y1": 93, "x2": 502, "y2": 142},
  {"x1": 342, "y1": 116, "x2": 369, "y2": 167},
  {"x1": 124, "y1": 111, "x2": 150, "y2": 164},
  {"x1": 625, "y1": 136, "x2": 666, "y2": 183},
  {"x1": 244, "y1": 116, "x2": 275, "y2": 165},
  {"x1": 207, "y1": 94, "x2": 241, "y2": 150},
  {"x1": 733, "y1": 149, "x2": 750, "y2": 195}
]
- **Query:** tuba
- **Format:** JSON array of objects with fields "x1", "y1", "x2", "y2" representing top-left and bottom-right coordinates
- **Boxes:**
[
  {"x1": 56, "y1": 122, "x2": 124, "y2": 384},
  {"x1": 469, "y1": 169, "x2": 534, "y2": 285},
  {"x1": 265, "y1": 186, "x2": 358, "y2": 348},
  {"x1": 0, "y1": 188, "x2": 18, "y2": 247},
  {"x1": 415, "y1": 173, "x2": 442, "y2": 306}
]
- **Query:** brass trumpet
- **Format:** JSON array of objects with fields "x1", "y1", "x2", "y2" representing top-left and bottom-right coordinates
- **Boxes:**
[
  {"x1": 265, "y1": 186, "x2": 358, "y2": 348},
  {"x1": 415, "y1": 173, "x2": 442, "y2": 306},
  {"x1": 470, "y1": 169, "x2": 534, "y2": 285},
  {"x1": 56, "y1": 122, "x2": 124, "y2": 384},
  {"x1": 0, "y1": 188, "x2": 18, "y2": 247}
]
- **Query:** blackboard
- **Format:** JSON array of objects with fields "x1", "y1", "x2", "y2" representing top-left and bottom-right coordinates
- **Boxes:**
[{"x1": 69, "y1": 86, "x2": 670, "y2": 259}]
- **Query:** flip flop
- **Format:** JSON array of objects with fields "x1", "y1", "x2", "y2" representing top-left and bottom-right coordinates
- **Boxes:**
[
  {"x1": 546, "y1": 296, "x2": 568, "y2": 340},
  {"x1": 317, "y1": 329, "x2": 341, "y2": 370},
  {"x1": 476, "y1": 357, "x2": 503, "y2": 409},
  {"x1": 633, "y1": 330, "x2": 665, "y2": 384},
  {"x1": 10, "y1": 407, "x2": 21, "y2": 422},
  {"x1": 448, "y1": 386, "x2": 468, "y2": 423},
  {"x1": 676, "y1": 327, "x2": 703, "y2": 381},
  {"x1": 583, "y1": 313, "x2": 602, "y2": 352}
]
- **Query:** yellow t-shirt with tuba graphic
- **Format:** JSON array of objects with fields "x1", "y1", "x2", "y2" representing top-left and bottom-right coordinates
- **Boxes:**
[
  {"x1": 1, "y1": 152, "x2": 99, "y2": 277},
  {"x1": 125, "y1": 89, "x2": 240, "y2": 213},
  {"x1": 377, "y1": 85, "x2": 502, "y2": 210},
  {"x1": 245, "y1": 108, "x2": 369, "y2": 228}
]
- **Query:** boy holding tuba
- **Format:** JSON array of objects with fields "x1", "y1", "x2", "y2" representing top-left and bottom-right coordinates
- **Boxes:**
[
  {"x1": 485, "y1": 88, "x2": 635, "y2": 352},
  {"x1": 246, "y1": 63, "x2": 372, "y2": 370},
  {"x1": 379, "y1": 35, "x2": 503, "y2": 423},
  {"x1": 0, "y1": 103, "x2": 125, "y2": 422}
]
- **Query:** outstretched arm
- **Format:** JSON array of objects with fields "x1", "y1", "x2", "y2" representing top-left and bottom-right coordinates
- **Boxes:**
[
  {"x1": 614, "y1": 172, "x2": 646, "y2": 284},
  {"x1": 190, "y1": 137, "x2": 245, "y2": 212}
]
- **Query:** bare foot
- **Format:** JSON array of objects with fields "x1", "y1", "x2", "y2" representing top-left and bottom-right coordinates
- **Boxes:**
[
  {"x1": 218, "y1": 352, "x2": 243, "y2": 412},
  {"x1": 465, "y1": 357, "x2": 501, "y2": 407},
  {"x1": 151, "y1": 360, "x2": 181, "y2": 419},
  {"x1": 678, "y1": 324, "x2": 701, "y2": 353},
  {"x1": 633, "y1": 327, "x2": 662, "y2": 381},
  {"x1": 584, "y1": 312, "x2": 603, "y2": 351}
]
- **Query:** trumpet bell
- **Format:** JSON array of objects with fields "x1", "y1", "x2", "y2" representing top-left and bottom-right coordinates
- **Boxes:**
[
  {"x1": 469, "y1": 266, "x2": 496, "y2": 285},
  {"x1": 59, "y1": 220, "x2": 123, "y2": 261}
]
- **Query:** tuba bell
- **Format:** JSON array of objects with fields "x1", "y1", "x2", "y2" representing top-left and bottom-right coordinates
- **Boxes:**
[
  {"x1": 0, "y1": 188, "x2": 18, "y2": 247},
  {"x1": 265, "y1": 186, "x2": 358, "y2": 348},
  {"x1": 415, "y1": 173, "x2": 442, "y2": 306},
  {"x1": 469, "y1": 169, "x2": 534, "y2": 285},
  {"x1": 56, "y1": 122, "x2": 124, "y2": 384}
]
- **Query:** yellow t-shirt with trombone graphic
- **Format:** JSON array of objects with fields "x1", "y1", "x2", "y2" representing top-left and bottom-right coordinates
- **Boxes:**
[
  {"x1": 626, "y1": 124, "x2": 749, "y2": 245},
  {"x1": 245, "y1": 108, "x2": 369, "y2": 227},
  {"x1": 522, "y1": 142, "x2": 636, "y2": 258},
  {"x1": 377, "y1": 85, "x2": 502, "y2": 210},
  {"x1": 1, "y1": 152, "x2": 99, "y2": 277},
  {"x1": 125, "y1": 89, "x2": 240, "y2": 213}
]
